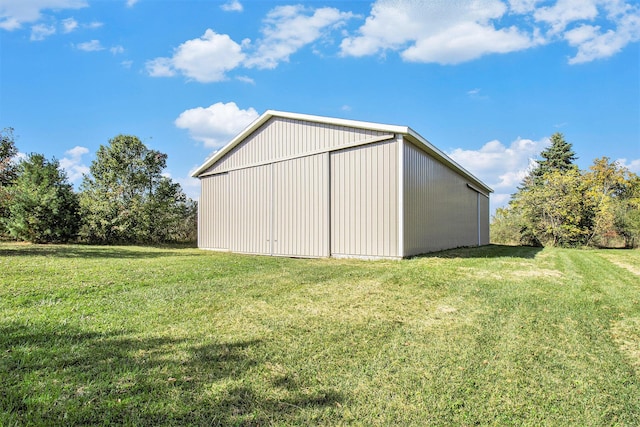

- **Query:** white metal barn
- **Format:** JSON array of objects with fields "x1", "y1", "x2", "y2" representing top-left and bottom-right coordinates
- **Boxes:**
[{"x1": 192, "y1": 110, "x2": 492, "y2": 259}]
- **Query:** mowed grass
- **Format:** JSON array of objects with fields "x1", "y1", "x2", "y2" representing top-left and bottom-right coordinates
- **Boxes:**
[{"x1": 1, "y1": 244, "x2": 639, "y2": 426}]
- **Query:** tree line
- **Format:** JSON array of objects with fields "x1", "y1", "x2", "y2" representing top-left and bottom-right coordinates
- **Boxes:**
[
  {"x1": 0, "y1": 128, "x2": 197, "y2": 244},
  {"x1": 491, "y1": 133, "x2": 640, "y2": 248}
]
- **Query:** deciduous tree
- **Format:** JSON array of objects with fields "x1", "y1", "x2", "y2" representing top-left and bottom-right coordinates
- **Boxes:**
[
  {"x1": 583, "y1": 157, "x2": 632, "y2": 246},
  {"x1": 514, "y1": 168, "x2": 590, "y2": 246},
  {"x1": 80, "y1": 135, "x2": 196, "y2": 244},
  {"x1": 489, "y1": 207, "x2": 522, "y2": 245},
  {"x1": 613, "y1": 173, "x2": 640, "y2": 248}
]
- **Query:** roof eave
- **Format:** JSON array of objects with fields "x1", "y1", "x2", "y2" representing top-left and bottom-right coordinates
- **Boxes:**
[
  {"x1": 191, "y1": 110, "x2": 409, "y2": 178},
  {"x1": 191, "y1": 110, "x2": 273, "y2": 177},
  {"x1": 192, "y1": 111, "x2": 493, "y2": 195},
  {"x1": 404, "y1": 128, "x2": 493, "y2": 194}
]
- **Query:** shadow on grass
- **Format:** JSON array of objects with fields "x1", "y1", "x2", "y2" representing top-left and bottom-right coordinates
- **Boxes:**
[
  {"x1": 414, "y1": 244, "x2": 543, "y2": 259},
  {"x1": 0, "y1": 321, "x2": 343, "y2": 425},
  {"x1": 0, "y1": 244, "x2": 200, "y2": 260}
]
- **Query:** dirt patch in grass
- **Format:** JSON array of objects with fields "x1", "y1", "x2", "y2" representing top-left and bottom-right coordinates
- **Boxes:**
[
  {"x1": 597, "y1": 251, "x2": 640, "y2": 276},
  {"x1": 459, "y1": 266, "x2": 563, "y2": 281},
  {"x1": 611, "y1": 317, "x2": 640, "y2": 376},
  {"x1": 436, "y1": 305, "x2": 457, "y2": 314},
  {"x1": 511, "y1": 268, "x2": 563, "y2": 279},
  {"x1": 607, "y1": 260, "x2": 640, "y2": 276}
]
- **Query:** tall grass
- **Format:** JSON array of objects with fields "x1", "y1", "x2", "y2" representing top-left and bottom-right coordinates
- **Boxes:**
[{"x1": 1, "y1": 244, "x2": 639, "y2": 425}]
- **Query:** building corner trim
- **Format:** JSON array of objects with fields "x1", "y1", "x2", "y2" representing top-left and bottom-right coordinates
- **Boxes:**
[{"x1": 397, "y1": 134, "x2": 405, "y2": 258}]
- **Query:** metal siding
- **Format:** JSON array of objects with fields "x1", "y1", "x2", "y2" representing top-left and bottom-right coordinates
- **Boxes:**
[
  {"x1": 198, "y1": 174, "x2": 228, "y2": 250},
  {"x1": 205, "y1": 117, "x2": 389, "y2": 174},
  {"x1": 331, "y1": 140, "x2": 398, "y2": 258},
  {"x1": 229, "y1": 165, "x2": 272, "y2": 255},
  {"x1": 223, "y1": 155, "x2": 329, "y2": 257},
  {"x1": 480, "y1": 194, "x2": 490, "y2": 245},
  {"x1": 403, "y1": 142, "x2": 481, "y2": 255},
  {"x1": 272, "y1": 154, "x2": 329, "y2": 257}
]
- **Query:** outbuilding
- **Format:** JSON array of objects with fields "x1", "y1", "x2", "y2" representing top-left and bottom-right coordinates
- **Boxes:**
[{"x1": 192, "y1": 110, "x2": 492, "y2": 259}]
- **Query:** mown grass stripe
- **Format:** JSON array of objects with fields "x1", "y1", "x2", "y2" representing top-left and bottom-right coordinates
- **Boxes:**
[{"x1": 1, "y1": 244, "x2": 639, "y2": 426}]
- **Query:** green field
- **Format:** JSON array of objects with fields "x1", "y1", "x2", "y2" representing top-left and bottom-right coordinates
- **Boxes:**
[{"x1": 1, "y1": 244, "x2": 639, "y2": 426}]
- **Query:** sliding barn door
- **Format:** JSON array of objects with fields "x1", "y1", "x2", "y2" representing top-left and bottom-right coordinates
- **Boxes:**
[
  {"x1": 198, "y1": 173, "x2": 229, "y2": 250},
  {"x1": 272, "y1": 154, "x2": 329, "y2": 257},
  {"x1": 228, "y1": 155, "x2": 329, "y2": 257},
  {"x1": 229, "y1": 164, "x2": 272, "y2": 255},
  {"x1": 330, "y1": 140, "x2": 399, "y2": 258}
]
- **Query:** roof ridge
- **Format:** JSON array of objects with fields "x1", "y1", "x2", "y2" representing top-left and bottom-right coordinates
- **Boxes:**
[{"x1": 191, "y1": 110, "x2": 492, "y2": 195}]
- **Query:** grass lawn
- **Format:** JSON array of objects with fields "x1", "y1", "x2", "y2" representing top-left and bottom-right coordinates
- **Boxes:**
[{"x1": 1, "y1": 243, "x2": 639, "y2": 426}]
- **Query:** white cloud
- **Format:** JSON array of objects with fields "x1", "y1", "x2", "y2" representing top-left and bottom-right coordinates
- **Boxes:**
[
  {"x1": 617, "y1": 158, "x2": 640, "y2": 174},
  {"x1": 340, "y1": 1, "x2": 419, "y2": 56},
  {"x1": 341, "y1": 0, "x2": 539, "y2": 64},
  {"x1": 110, "y1": 45, "x2": 125, "y2": 54},
  {"x1": 244, "y1": 5, "x2": 355, "y2": 69},
  {"x1": 221, "y1": 0, "x2": 243, "y2": 13},
  {"x1": 340, "y1": 0, "x2": 639, "y2": 65},
  {"x1": 85, "y1": 21, "x2": 103, "y2": 29},
  {"x1": 534, "y1": 0, "x2": 599, "y2": 34},
  {"x1": 173, "y1": 30, "x2": 245, "y2": 81},
  {"x1": 147, "y1": 6, "x2": 352, "y2": 81},
  {"x1": 491, "y1": 193, "x2": 514, "y2": 212},
  {"x1": 602, "y1": 0, "x2": 636, "y2": 18},
  {"x1": 30, "y1": 23, "x2": 56, "y2": 41},
  {"x1": 60, "y1": 145, "x2": 90, "y2": 183},
  {"x1": 531, "y1": 0, "x2": 640, "y2": 64},
  {"x1": 175, "y1": 102, "x2": 259, "y2": 148},
  {"x1": 126, "y1": 0, "x2": 139, "y2": 7},
  {"x1": 235, "y1": 75, "x2": 255, "y2": 84},
  {"x1": 403, "y1": 22, "x2": 536, "y2": 64},
  {"x1": 0, "y1": 0, "x2": 87, "y2": 31},
  {"x1": 121, "y1": 60, "x2": 133, "y2": 68},
  {"x1": 145, "y1": 57, "x2": 175, "y2": 77},
  {"x1": 61, "y1": 17, "x2": 78, "y2": 33},
  {"x1": 508, "y1": 0, "x2": 543, "y2": 14},
  {"x1": 448, "y1": 137, "x2": 550, "y2": 210},
  {"x1": 142, "y1": 0, "x2": 639, "y2": 81},
  {"x1": 76, "y1": 39, "x2": 104, "y2": 51},
  {"x1": 28, "y1": 15, "x2": 102, "y2": 41},
  {"x1": 467, "y1": 88, "x2": 489, "y2": 100},
  {"x1": 146, "y1": 29, "x2": 245, "y2": 82},
  {"x1": 564, "y1": 11, "x2": 640, "y2": 63}
]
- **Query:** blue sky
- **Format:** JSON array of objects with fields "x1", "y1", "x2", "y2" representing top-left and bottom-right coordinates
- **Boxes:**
[{"x1": 1, "y1": 0, "x2": 639, "y2": 213}]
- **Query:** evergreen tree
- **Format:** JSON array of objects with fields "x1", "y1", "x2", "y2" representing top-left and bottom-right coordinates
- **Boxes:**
[
  {"x1": 502, "y1": 132, "x2": 583, "y2": 246},
  {"x1": 532, "y1": 132, "x2": 577, "y2": 182},
  {"x1": 5, "y1": 153, "x2": 80, "y2": 243},
  {"x1": 0, "y1": 128, "x2": 19, "y2": 235},
  {"x1": 0, "y1": 127, "x2": 18, "y2": 186}
]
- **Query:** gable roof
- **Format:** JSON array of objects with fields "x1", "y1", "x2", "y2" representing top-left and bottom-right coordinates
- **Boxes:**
[{"x1": 192, "y1": 110, "x2": 492, "y2": 194}]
